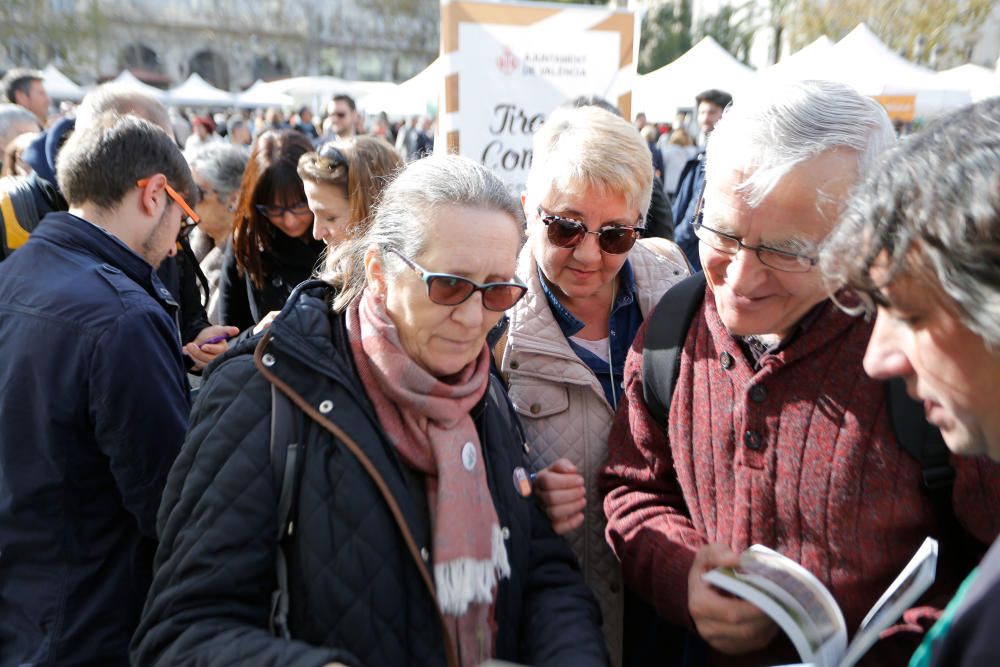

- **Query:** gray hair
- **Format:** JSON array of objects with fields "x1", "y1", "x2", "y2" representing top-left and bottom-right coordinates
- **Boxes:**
[
  {"x1": 322, "y1": 154, "x2": 525, "y2": 311},
  {"x1": 707, "y1": 80, "x2": 895, "y2": 207},
  {"x1": 75, "y1": 83, "x2": 171, "y2": 135},
  {"x1": 188, "y1": 143, "x2": 248, "y2": 196},
  {"x1": 0, "y1": 103, "x2": 40, "y2": 149},
  {"x1": 821, "y1": 97, "x2": 1000, "y2": 349},
  {"x1": 525, "y1": 105, "x2": 653, "y2": 217}
]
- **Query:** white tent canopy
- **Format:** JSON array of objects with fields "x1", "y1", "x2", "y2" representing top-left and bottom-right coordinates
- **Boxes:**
[
  {"x1": 824, "y1": 23, "x2": 935, "y2": 95},
  {"x1": 111, "y1": 70, "x2": 167, "y2": 100},
  {"x1": 934, "y1": 64, "x2": 1000, "y2": 102},
  {"x1": 633, "y1": 37, "x2": 756, "y2": 122},
  {"x1": 41, "y1": 65, "x2": 86, "y2": 101},
  {"x1": 758, "y1": 36, "x2": 834, "y2": 81},
  {"x1": 167, "y1": 73, "x2": 236, "y2": 107},
  {"x1": 234, "y1": 79, "x2": 294, "y2": 109},
  {"x1": 359, "y1": 58, "x2": 441, "y2": 118}
]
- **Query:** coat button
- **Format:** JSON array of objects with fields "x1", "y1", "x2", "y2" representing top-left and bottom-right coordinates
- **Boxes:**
[
  {"x1": 510, "y1": 360, "x2": 520, "y2": 370},
  {"x1": 319, "y1": 399, "x2": 334, "y2": 414},
  {"x1": 720, "y1": 351, "x2": 734, "y2": 370},
  {"x1": 272, "y1": 276, "x2": 284, "y2": 287},
  {"x1": 749, "y1": 385, "x2": 768, "y2": 403},
  {"x1": 610, "y1": 582, "x2": 621, "y2": 594},
  {"x1": 529, "y1": 403, "x2": 541, "y2": 415},
  {"x1": 744, "y1": 430, "x2": 762, "y2": 450},
  {"x1": 522, "y1": 441, "x2": 530, "y2": 454},
  {"x1": 501, "y1": 526, "x2": 510, "y2": 540},
  {"x1": 420, "y1": 547, "x2": 430, "y2": 562},
  {"x1": 262, "y1": 353, "x2": 276, "y2": 367}
]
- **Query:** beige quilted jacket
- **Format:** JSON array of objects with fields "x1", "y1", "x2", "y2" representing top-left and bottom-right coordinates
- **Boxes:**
[{"x1": 501, "y1": 240, "x2": 689, "y2": 664}]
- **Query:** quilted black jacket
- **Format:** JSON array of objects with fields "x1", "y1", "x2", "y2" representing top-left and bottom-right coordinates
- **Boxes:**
[{"x1": 132, "y1": 282, "x2": 608, "y2": 667}]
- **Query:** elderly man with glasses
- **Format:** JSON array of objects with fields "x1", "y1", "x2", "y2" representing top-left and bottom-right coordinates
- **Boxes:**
[
  {"x1": 0, "y1": 112, "x2": 196, "y2": 666},
  {"x1": 601, "y1": 80, "x2": 1000, "y2": 666}
]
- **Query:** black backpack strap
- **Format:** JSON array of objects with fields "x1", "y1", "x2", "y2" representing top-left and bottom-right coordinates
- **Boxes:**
[
  {"x1": 268, "y1": 381, "x2": 303, "y2": 640},
  {"x1": 245, "y1": 270, "x2": 262, "y2": 324},
  {"x1": 642, "y1": 273, "x2": 707, "y2": 429},
  {"x1": 885, "y1": 377, "x2": 955, "y2": 492}
]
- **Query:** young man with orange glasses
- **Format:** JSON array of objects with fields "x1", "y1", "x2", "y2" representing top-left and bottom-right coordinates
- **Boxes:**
[{"x1": 0, "y1": 112, "x2": 194, "y2": 666}]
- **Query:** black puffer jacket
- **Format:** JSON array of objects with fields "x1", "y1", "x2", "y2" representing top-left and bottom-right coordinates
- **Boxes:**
[{"x1": 132, "y1": 282, "x2": 608, "y2": 667}]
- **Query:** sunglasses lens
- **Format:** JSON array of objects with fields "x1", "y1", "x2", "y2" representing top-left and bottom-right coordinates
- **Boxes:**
[
  {"x1": 482, "y1": 284, "x2": 527, "y2": 311},
  {"x1": 598, "y1": 227, "x2": 638, "y2": 254},
  {"x1": 427, "y1": 275, "x2": 475, "y2": 306},
  {"x1": 546, "y1": 217, "x2": 585, "y2": 248}
]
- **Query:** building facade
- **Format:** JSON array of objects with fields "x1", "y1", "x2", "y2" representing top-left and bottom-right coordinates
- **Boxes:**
[{"x1": 1, "y1": 0, "x2": 438, "y2": 90}]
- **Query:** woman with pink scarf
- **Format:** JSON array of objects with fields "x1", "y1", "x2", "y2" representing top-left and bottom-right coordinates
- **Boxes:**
[{"x1": 132, "y1": 155, "x2": 608, "y2": 667}]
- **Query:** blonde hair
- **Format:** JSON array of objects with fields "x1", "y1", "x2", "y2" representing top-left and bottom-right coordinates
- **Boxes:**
[{"x1": 525, "y1": 105, "x2": 652, "y2": 217}]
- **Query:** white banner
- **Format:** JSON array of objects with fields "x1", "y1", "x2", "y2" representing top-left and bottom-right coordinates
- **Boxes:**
[{"x1": 439, "y1": 0, "x2": 638, "y2": 193}]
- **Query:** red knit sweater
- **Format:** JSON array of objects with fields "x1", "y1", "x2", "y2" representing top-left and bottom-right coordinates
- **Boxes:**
[{"x1": 602, "y1": 290, "x2": 1000, "y2": 666}]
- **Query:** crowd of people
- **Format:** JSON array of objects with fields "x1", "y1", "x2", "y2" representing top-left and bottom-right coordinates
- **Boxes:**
[{"x1": 0, "y1": 64, "x2": 999, "y2": 667}]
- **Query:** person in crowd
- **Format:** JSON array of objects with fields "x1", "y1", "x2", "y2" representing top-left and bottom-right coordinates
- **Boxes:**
[
  {"x1": 299, "y1": 135, "x2": 401, "y2": 248},
  {"x1": 821, "y1": 97, "x2": 1000, "y2": 667},
  {"x1": 187, "y1": 143, "x2": 249, "y2": 324},
  {"x1": 0, "y1": 103, "x2": 41, "y2": 157},
  {"x1": 658, "y1": 127, "x2": 696, "y2": 200},
  {"x1": 131, "y1": 154, "x2": 607, "y2": 667},
  {"x1": 227, "y1": 114, "x2": 252, "y2": 147},
  {"x1": 2, "y1": 130, "x2": 38, "y2": 177},
  {"x1": 633, "y1": 112, "x2": 647, "y2": 132},
  {"x1": 671, "y1": 88, "x2": 732, "y2": 271},
  {"x1": 499, "y1": 104, "x2": 688, "y2": 665},
  {"x1": 0, "y1": 83, "x2": 234, "y2": 373},
  {"x1": 1, "y1": 68, "x2": 50, "y2": 127},
  {"x1": 184, "y1": 115, "x2": 218, "y2": 158},
  {"x1": 264, "y1": 107, "x2": 290, "y2": 131},
  {"x1": 219, "y1": 129, "x2": 322, "y2": 331},
  {"x1": 294, "y1": 105, "x2": 319, "y2": 140},
  {"x1": 601, "y1": 80, "x2": 1000, "y2": 667},
  {"x1": 372, "y1": 110, "x2": 395, "y2": 144},
  {"x1": 325, "y1": 93, "x2": 357, "y2": 141},
  {"x1": 640, "y1": 124, "x2": 664, "y2": 185},
  {"x1": 0, "y1": 113, "x2": 193, "y2": 666}
]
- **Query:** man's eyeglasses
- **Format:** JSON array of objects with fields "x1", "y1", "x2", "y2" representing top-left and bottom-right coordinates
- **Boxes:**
[
  {"x1": 387, "y1": 248, "x2": 527, "y2": 312},
  {"x1": 137, "y1": 178, "x2": 199, "y2": 240},
  {"x1": 691, "y1": 195, "x2": 818, "y2": 273},
  {"x1": 255, "y1": 202, "x2": 312, "y2": 220},
  {"x1": 537, "y1": 206, "x2": 643, "y2": 255}
]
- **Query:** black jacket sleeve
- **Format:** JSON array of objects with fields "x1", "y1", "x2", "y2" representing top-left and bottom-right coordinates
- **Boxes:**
[
  {"x1": 518, "y1": 498, "x2": 609, "y2": 667},
  {"x1": 218, "y1": 242, "x2": 255, "y2": 333},
  {"x1": 643, "y1": 178, "x2": 674, "y2": 242},
  {"x1": 130, "y1": 356, "x2": 354, "y2": 667}
]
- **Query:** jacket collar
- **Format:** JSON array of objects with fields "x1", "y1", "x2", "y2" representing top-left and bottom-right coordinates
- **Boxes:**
[{"x1": 33, "y1": 211, "x2": 175, "y2": 305}]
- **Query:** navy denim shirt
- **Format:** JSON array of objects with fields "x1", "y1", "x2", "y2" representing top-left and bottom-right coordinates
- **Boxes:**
[{"x1": 538, "y1": 260, "x2": 643, "y2": 408}]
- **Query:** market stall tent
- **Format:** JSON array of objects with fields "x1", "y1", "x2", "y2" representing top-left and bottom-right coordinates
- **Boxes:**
[
  {"x1": 167, "y1": 73, "x2": 236, "y2": 107},
  {"x1": 633, "y1": 37, "x2": 756, "y2": 123},
  {"x1": 41, "y1": 65, "x2": 86, "y2": 101}
]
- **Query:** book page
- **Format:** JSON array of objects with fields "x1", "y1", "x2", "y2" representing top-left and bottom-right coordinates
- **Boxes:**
[{"x1": 839, "y1": 537, "x2": 938, "y2": 667}]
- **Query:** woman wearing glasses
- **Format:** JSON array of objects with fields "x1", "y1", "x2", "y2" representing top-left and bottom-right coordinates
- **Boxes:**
[
  {"x1": 498, "y1": 105, "x2": 689, "y2": 664},
  {"x1": 132, "y1": 155, "x2": 607, "y2": 667},
  {"x1": 218, "y1": 129, "x2": 323, "y2": 331}
]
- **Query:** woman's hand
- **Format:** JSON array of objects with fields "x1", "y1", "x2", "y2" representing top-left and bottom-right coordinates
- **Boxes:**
[
  {"x1": 183, "y1": 325, "x2": 240, "y2": 371},
  {"x1": 535, "y1": 458, "x2": 586, "y2": 534}
]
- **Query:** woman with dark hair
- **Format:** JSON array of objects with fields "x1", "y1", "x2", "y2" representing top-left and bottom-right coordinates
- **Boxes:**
[{"x1": 218, "y1": 129, "x2": 323, "y2": 331}]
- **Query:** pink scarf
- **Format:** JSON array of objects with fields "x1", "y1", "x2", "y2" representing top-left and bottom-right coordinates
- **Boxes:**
[{"x1": 347, "y1": 289, "x2": 510, "y2": 665}]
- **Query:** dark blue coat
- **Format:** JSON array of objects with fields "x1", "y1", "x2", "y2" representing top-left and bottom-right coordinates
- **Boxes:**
[
  {"x1": 132, "y1": 282, "x2": 608, "y2": 667},
  {"x1": 670, "y1": 150, "x2": 706, "y2": 271},
  {"x1": 0, "y1": 212, "x2": 190, "y2": 667}
]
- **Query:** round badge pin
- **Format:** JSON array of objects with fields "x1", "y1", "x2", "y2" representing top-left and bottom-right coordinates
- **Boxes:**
[
  {"x1": 461, "y1": 442, "x2": 477, "y2": 471},
  {"x1": 513, "y1": 466, "x2": 532, "y2": 497}
]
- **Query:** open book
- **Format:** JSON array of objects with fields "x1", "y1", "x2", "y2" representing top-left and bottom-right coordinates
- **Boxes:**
[{"x1": 703, "y1": 537, "x2": 938, "y2": 667}]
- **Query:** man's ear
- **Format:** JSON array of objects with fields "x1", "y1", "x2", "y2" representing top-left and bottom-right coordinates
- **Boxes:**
[
  {"x1": 363, "y1": 245, "x2": 386, "y2": 299},
  {"x1": 137, "y1": 174, "x2": 168, "y2": 217}
]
